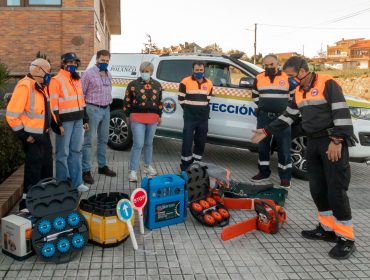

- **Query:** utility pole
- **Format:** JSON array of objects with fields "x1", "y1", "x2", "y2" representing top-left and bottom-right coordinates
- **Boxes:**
[
  {"x1": 302, "y1": 44, "x2": 305, "y2": 57},
  {"x1": 254, "y1": 23, "x2": 257, "y2": 64}
]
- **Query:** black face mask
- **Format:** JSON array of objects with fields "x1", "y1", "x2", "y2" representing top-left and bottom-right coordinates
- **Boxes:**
[{"x1": 264, "y1": 67, "x2": 276, "y2": 77}]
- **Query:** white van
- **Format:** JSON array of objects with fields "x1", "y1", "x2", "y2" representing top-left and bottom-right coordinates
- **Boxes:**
[{"x1": 86, "y1": 53, "x2": 370, "y2": 179}]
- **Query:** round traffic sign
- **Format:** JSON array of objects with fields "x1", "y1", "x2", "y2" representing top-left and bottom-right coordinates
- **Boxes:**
[
  {"x1": 116, "y1": 199, "x2": 133, "y2": 222},
  {"x1": 131, "y1": 188, "x2": 147, "y2": 210}
]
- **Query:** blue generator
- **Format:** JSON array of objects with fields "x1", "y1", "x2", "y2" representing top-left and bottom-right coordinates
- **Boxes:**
[{"x1": 141, "y1": 173, "x2": 187, "y2": 230}]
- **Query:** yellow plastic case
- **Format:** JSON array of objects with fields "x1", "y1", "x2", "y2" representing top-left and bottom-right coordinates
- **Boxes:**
[{"x1": 79, "y1": 193, "x2": 135, "y2": 247}]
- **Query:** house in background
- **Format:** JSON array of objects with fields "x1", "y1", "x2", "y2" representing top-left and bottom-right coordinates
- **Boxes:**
[
  {"x1": 326, "y1": 38, "x2": 370, "y2": 69},
  {"x1": 0, "y1": 0, "x2": 121, "y2": 75},
  {"x1": 274, "y1": 52, "x2": 300, "y2": 63}
]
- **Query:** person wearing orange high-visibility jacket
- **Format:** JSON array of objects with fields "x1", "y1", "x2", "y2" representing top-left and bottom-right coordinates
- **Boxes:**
[
  {"x1": 6, "y1": 58, "x2": 53, "y2": 210},
  {"x1": 251, "y1": 54, "x2": 297, "y2": 189},
  {"x1": 178, "y1": 61, "x2": 213, "y2": 171},
  {"x1": 49, "y1": 52, "x2": 89, "y2": 193},
  {"x1": 252, "y1": 56, "x2": 356, "y2": 259}
]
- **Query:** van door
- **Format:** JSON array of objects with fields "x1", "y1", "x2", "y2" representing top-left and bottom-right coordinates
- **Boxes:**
[
  {"x1": 155, "y1": 59, "x2": 193, "y2": 132},
  {"x1": 205, "y1": 61, "x2": 257, "y2": 142}
]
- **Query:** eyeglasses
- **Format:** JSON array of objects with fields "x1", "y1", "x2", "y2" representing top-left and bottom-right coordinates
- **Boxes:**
[{"x1": 31, "y1": 64, "x2": 50, "y2": 75}]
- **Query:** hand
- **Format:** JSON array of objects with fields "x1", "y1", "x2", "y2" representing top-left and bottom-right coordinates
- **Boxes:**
[
  {"x1": 326, "y1": 142, "x2": 342, "y2": 162},
  {"x1": 26, "y1": 135, "x2": 35, "y2": 143},
  {"x1": 158, "y1": 118, "x2": 162, "y2": 126},
  {"x1": 59, "y1": 126, "x2": 65, "y2": 137},
  {"x1": 83, "y1": 123, "x2": 89, "y2": 131},
  {"x1": 251, "y1": 129, "x2": 267, "y2": 144}
]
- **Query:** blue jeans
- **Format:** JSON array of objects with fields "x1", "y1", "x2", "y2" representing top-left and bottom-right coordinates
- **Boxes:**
[
  {"x1": 257, "y1": 112, "x2": 292, "y2": 180},
  {"x1": 55, "y1": 119, "x2": 84, "y2": 188},
  {"x1": 129, "y1": 121, "x2": 157, "y2": 171},
  {"x1": 82, "y1": 104, "x2": 110, "y2": 172}
]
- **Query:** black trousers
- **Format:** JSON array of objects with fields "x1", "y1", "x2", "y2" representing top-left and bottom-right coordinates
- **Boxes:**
[
  {"x1": 306, "y1": 137, "x2": 352, "y2": 221},
  {"x1": 181, "y1": 118, "x2": 208, "y2": 170},
  {"x1": 21, "y1": 133, "x2": 53, "y2": 209}
]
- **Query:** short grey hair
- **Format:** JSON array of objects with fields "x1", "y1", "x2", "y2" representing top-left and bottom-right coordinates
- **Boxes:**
[
  {"x1": 140, "y1": 61, "x2": 154, "y2": 73},
  {"x1": 262, "y1": 54, "x2": 278, "y2": 63}
]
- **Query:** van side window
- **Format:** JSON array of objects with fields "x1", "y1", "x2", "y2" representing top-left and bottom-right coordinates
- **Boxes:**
[
  {"x1": 206, "y1": 63, "x2": 250, "y2": 88},
  {"x1": 157, "y1": 60, "x2": 193, "y2": 82}
]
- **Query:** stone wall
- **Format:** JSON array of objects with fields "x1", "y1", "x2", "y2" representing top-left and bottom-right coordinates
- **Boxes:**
[{"x1": 337, "y1": 76, "x2": 370, "y2": 101}]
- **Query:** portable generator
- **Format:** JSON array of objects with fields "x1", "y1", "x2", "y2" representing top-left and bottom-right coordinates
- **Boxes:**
[{"x1": 141, "y1": 173, "x2": 187, "y2": 230}]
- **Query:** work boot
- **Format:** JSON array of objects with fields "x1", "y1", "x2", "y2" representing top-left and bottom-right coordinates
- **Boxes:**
[
  {"x1": 144, "y1": 165, "x2": 157, "y2": 176},
  {"x1": 98, "y1": 166, "x2": 117, "y2": 177},
  {"x1": 250, "y1": 173, "x2": 270, "y2": 183},
  {"x1": 82, "y1": 171, "x2": 94, "y2": 184},
  {"x1": 329, "y1": 238, "x2": 356, "y2": 259},
  {"x1": 129, "y1": 170, "x2": 138, "y2": 182},
  {"x1": 301, "y1": 224, "x2": 338, "y2": 242},
  {"x1": 278, "y1": 179, "x2": 291, "y2": 190}
]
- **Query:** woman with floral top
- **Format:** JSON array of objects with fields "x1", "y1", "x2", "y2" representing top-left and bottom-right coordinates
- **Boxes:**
[{"x1": 123, "y1": 61, "x2": 163, "y2": 182}]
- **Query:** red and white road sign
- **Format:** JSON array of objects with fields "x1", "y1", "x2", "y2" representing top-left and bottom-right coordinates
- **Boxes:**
[{"x1": 131, "y1": 188, "x2": 147, "y2": 210}]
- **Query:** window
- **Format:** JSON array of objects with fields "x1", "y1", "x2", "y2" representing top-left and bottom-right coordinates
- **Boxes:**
[
  {"x1": 7, "y1": 0, "x2": 21, "y2": 6},
  {"x1": 206, "y1": 62, "x2": 249, "y2": 88},
  {"x1": 157, "y1": 60, "x2": 193, "y2": 83},
  {"x1": 28, "y1": 0, "x2": 61, "y2": 5}
]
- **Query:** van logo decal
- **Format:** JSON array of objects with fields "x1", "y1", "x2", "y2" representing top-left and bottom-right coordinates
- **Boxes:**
[{"x1": 163, "y1": 97, "x2": 176, "y2": 114}]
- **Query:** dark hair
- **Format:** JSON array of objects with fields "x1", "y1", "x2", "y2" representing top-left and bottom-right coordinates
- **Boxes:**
[
  {"x1": 283, "y1": 56, "x2": 309, "y2": 72},
  {"x1": 97, "y1": 49, "x2": 111, "y2": 58},
  {"x1": 192, "y1": 61, "x2": 206, "y2": 69}
]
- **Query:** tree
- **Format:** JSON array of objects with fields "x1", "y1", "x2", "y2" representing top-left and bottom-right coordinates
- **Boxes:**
[
  {"x1": 227, "y1": 49, "x2": 246, "y2": 59},
  {"x1": 202, "y1": 43, "x2": 223, "y2": 54},
  {"x1": 141, "y1": 34, "x2": 160, "y2": 54}
]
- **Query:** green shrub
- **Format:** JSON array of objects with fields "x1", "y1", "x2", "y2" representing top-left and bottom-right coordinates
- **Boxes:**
[
  {"x1": 0, "y1": 116, "x2": 25, "y2": 184},
  {"x1": 0, "y1": 61, "x2": 10, "y2": 109}
]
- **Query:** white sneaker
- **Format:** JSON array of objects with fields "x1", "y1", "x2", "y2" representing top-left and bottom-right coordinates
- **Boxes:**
[
  {"x1": 129, "y1": 170, "x2": 138, "y2": 182},
  {"x1": 77, "y1": 184, "x2": 89, "y2": 192},
  {"x1": 144, "y1": 165, "x2": 157, "y2": 176}
]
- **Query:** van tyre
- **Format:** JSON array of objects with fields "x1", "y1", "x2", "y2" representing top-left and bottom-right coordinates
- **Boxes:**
[
  {"x1": 291, "y1": 135, "x2": 309, "y2": 181},
  {"x1": 108, "y1": 109, "x2": 132, "y2": 151}
]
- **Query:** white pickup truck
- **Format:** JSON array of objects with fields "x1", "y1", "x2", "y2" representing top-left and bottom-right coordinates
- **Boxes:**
[{"x1": 86, "y1": 53, "x2": 370, "y2": 179}]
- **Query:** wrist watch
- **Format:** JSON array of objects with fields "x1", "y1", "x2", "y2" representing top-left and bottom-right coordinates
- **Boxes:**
[{"x1": 330, "y1": 137, "x2": 343, "y2": 145}]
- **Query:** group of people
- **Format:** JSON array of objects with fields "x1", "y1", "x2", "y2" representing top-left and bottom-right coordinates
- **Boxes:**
[
  {"x1": 6, "y1": 50, "x2": 117, "y2": 209},
  {"x1": 6, "y1": 51, "x2": 356, "y2": 259}
]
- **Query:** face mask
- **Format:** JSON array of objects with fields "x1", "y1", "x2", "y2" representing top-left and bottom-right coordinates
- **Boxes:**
[
  {"x1": 141, "y1": 72, "x2": 151, "y2": 81},
  {"x1": 97, "y1": 63, "x2": 108, "y2": 71},
  {"x1": 288, "y1": 76, "x2": 299, "y2": 88},
  {"x1": 264, "y1": 67, "x2": 276, "y2": 77},
  {"x1": 193, "y1": 72, "x2": 204, "y2": 79},
  {"x1": 43, "y1": 73, "x2": 51, "y2": 86},
  {"x1": 66, "y1": 65, "x2": 77, "y2": 73}
]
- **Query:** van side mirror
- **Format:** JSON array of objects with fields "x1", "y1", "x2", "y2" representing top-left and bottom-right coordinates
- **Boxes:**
[{"x1": 239, "y1": 77, "x2": 255, "y2": 89}]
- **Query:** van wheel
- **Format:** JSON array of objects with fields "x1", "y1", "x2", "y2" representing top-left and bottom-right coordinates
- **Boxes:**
[
  {"x1": 291, "y1": 136, "x2": 309, "y2": 181},
  {"x1": 108, "y1": 110, "x2": 132, "y2": 151}
]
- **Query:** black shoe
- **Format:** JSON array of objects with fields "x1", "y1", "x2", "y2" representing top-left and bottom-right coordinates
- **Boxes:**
[
  {"x1": 301, "y1": 224, "x2": 338, "y2": 242},
  {"x1": 329, "y1": 238, "x2": 356, "y2": 259},
  {"x1": 98, "y1": 166, "x2": 116, "y2": 177},
  {"x1": 250, "y1": 173, "x2": 270, "y2": 183},
  {"x1": 83, "y1": 171, "x2": 94, "y2": 184}
]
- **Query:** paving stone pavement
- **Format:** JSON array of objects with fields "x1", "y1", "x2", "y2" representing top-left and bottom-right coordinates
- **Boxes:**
[{"x1": 1, "y1": 137, "x2": 370, "y2": 280}]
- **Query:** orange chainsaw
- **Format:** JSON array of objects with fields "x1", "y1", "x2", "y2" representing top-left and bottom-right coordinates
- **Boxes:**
[{"x1": 221, "y1": 198, "x2": 286, "y2": 241}]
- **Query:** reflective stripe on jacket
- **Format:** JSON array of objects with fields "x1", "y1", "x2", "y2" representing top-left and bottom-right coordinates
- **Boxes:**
[
  {"x1": 6, "y1": 76, "x2": 47, "y2": 135},
  {"x1": 178, "y1": 76, "x2": 213, "y2": 120},
  {"x1": 49, "y1": 69, "x2": 85, "y2": 123}
]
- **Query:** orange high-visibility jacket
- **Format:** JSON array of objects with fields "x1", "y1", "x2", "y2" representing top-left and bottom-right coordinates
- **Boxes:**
[
  {"x1": 6, "y1": 76, "x2": 48, "y2": 137},
  {"x1": 49, "y1": 69, "x2": 85, "y2": 123}
]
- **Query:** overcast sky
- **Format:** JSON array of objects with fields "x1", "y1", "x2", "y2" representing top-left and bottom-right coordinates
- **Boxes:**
[{"x1": 111, "y1": 0, "x2": 370, "y2": 58}]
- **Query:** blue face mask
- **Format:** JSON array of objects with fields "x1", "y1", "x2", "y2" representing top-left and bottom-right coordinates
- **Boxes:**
[
  {"x1": 97, "y1": 63, "x2": 108, "y2": 71},
  {"x1": 43, "y1": 73, "x2": 51, "y2": 86},
  {"x1": 141, "y1": 73, "x2": 151, "y2": 81},
  {"x1": 66, "y1": 65, "x2": 77, "y2": 73},
  {"x1": 193, "y1": 72, "x2": 204, "y2": 79},
  {"x1": 288, "y1": 76, "x2": 300, "y2": 89}
]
